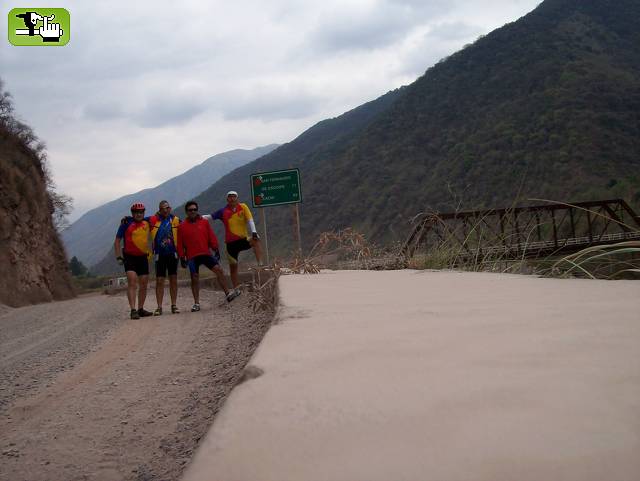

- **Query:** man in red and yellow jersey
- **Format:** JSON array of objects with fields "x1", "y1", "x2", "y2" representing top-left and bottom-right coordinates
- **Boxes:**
[
  {"x1": 114, "y1": 202, "x2": 153, "y2": 319},
  {"x1": 178, "y1": 200, "x2": 239, "y2": 313},
  {"x1": 204, "y1": 191, "x2": 262, "y2": 294}
]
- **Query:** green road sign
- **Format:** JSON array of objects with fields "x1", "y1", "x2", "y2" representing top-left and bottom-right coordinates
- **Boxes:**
[
  {"x1": 250, "y1": 168, "x2": 301, "y2": 208},
  {"x1": 8, "y1": 8, "x2": 70, "y2": 46}
]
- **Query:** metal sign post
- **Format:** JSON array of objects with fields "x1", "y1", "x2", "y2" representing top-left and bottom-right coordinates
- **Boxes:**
[
  {"x1": 261, "y1": 207, "x2": 270, "y2": 265},
  {"x1": 294, "y1": 203, "x2": 302, "y2": 257}
]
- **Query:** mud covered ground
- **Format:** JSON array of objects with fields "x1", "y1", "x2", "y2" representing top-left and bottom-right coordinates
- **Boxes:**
[{"x1": 0, "y1": 287, "x2": 272, "y2": 481}]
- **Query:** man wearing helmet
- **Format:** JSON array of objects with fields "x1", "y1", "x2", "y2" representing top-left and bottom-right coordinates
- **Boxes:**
[
  {"x1": 204, "y1": 191, "x2": 262, "y2": 295},
  {"x1": 114, "y1": 202, "x2": 153, "y2": 319}
]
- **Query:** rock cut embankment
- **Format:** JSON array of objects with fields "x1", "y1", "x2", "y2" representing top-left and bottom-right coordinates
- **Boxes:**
[{"x1": 0, "y1": 122, "x2": 74, "y2": 307}]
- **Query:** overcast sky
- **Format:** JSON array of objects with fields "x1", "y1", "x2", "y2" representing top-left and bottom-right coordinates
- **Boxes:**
[{"x1": 1, "y1": 0, "x2": 540, "y2": 221}]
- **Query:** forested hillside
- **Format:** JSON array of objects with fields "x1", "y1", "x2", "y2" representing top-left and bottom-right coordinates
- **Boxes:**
[{"x1": 193, "y1": 0, "x2": 640, "y2": 255}]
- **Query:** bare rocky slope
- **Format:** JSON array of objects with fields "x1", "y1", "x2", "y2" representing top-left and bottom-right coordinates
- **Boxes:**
[{"x1": 0, "y1": 100, "x2": 74, "y2": 307}]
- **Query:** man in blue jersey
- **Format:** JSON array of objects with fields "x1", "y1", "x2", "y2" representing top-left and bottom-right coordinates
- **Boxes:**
[{"x1": 148, "y1": 200, "x2": 181, "y2": 315}]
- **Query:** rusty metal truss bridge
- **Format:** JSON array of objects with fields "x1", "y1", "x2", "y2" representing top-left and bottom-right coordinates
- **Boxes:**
[{"x1": 402, "y1": 199, "x2": 640, "y2": 261}]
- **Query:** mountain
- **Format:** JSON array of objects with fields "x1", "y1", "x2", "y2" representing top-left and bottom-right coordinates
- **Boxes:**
[
  {"x1": 92, "y1": 92, "x2": 403, "y2": 276},
  {"x1": 179, "y1": 88, "x2": 406, "y2": 251},
  {"x1": 188, "y1": 0, "x2": 640, "y2": 256},
  {"x1": 1, "y1": 81, "x2": 74, "y2": 306},
  {"x1": 62, "y1": 144, "x2": 278, "y2": 266}
]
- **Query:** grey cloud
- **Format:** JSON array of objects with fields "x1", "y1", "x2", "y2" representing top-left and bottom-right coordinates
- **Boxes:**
[
  {"x1": 134, "y1": 96, "x2": 206, "y2": 128},
  {"x1": 4, "y1": 2, "x2": 218, "y2": 87},
  {"x1": 387, "y1": 0, "x2": 449, "y2": 8},
  {"x1": 427, "y1": 21, "x2": 483, "y2": 42},
  {"x1": 397, "y1": 21, "x2": 484, "y2": 76},
  {"x1": 219, "y1": 89, "x2": 324, "y2": 122},
  {"x1": 309, "y1": 0, "x2": 452, "y2": 52},
  {"x1": 312, "y1": 14, "x2": 411, "y2": 52},
  {"x1": 83, "y1": 102, "x2": 124, "y2": 121}
]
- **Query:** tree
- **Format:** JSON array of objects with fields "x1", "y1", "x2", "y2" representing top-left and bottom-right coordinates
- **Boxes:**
[
  {"x1": 50, "y1": 190, "x2": 73, "y2": 231},
  {"x1": 1, "y1": 78, "x2": 74, "y2": 231},
  {"x1": 69, "y1": 256, "x2": 88, "y2": 277}
]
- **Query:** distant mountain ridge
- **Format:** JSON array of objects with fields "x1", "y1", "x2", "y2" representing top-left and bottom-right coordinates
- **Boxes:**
[
  {"x1": 63, "y1": 144, "x2": 278, "y2": 265},
  {"x1": 188, "y1": 0, "x2": 640, "y2": 256}
]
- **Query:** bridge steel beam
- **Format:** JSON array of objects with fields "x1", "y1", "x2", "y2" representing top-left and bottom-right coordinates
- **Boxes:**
[{"x1": 402, "y1": 199, "x2": 640, "y2": 260}]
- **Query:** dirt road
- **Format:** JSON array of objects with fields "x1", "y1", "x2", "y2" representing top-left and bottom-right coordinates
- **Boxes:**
[{"x1": 0, "y1": 287, "x2": 272, "y2": 481}]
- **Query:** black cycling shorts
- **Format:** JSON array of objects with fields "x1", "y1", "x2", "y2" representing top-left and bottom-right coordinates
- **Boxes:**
[
  {"x1": 155, "y1": 254, "x2": 178, "y2": 277},
  {"x1": 188, "y1": 253, "x2": 221, "y2": 274},
  {"x1": 123, "y1": 254, "x2": 149, "y2": 276},
  {"x1": 226, "y1": 239, "x2": 252, "y2": 264}
]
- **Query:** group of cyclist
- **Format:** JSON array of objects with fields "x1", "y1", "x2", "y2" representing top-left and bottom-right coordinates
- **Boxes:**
[{"x1": 114, "y1": 191, "x2": 261, "y2": 319}]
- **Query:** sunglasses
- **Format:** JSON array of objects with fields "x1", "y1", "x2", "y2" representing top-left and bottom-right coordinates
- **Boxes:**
[
  {"x1": 132, "y1": 210, "x2": 145, "y2": 214},
  {"x1": 187, "y1": 208, "x2": 198, "y2": 212}
]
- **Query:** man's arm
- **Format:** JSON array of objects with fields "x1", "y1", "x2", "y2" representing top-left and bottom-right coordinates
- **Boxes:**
[
  {"x1": 177, "y1": 224, "x2": 188, "y2": 268},
  {"x1": 206, "y1": 222, "x2": 219, "y2": 252},
  {"x1": 243, "y1": 204, "x2": 259, "y2": 240},
  {"x1": 241, "y1": 204, "x2": 261, "y2": 263},
  {"x1": 114, "y1": 222, "x2": 128, "y2": 258},
  {"x1": 202, "y1": 208, "x2": 222, "y2": 222},
  {"x1": 173, "y1": 217, "x2": 182, "y2": 258},
  {"x1": 177, "y1": 225, "x2": 186, "y2": 257},
  {"x1": 114, "y1": 236, "x2": 122, "y2": 258},
  {"x1": 114, "y1": 235, "x2": 124, "y2": 264},
  {"x1": 210, "y1": 208, "x2": 225, "y2": 221}
]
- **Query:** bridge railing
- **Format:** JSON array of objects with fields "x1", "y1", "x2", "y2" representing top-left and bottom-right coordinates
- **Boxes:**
[{"x1": 402, "y1": 199, "x2": 640, "y2": 262}]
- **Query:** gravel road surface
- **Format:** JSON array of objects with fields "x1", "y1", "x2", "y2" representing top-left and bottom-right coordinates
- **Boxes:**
[{"x1": 0, "y1": 287, "x2": 272, "y2": 481}]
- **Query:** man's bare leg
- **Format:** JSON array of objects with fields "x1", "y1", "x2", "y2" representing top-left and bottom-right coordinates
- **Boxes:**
[
  {"x1": 126, "y1": 271, "x2": 138, "y2": 309},
  {"x1": 229, "y1": 262, "x2": 239, "y2": 289},
  {"x1": 212, "y1": 265, "x2": 231, "y2": 296},
  {"x1": 190, "y1": 273, "x2": 200, "y2": 304},
  {"x1": 138, "y1": 275, "x2": 149, "y2": 310},
  {"x1": 156, "y1": 276, "x2": 165, "y2": 309},
  {"x1": 251, "y1": 239, "x2": 263, "y2": 264},
  {"x1": 169, "y1": 275, "x2": 178, "y2": 306}
]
